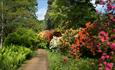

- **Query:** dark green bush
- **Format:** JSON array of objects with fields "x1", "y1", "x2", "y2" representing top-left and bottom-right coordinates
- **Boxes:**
[
  {"x1": 0, "y1": 45, "x2": 33, "y2": 70},
  {"x1": 4, "y1": 28, "x2": 38, "y2": 48}
]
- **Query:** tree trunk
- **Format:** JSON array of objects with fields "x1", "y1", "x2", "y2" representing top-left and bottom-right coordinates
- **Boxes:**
[{"x1": 0, "y1": 1, "x2": 3, "y2": 48}]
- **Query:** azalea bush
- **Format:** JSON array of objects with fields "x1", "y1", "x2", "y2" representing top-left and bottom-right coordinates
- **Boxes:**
[
  {"x1": 37, "y1": 30, "x2": 54, "y2": 49},
  {"x1": 95, "y1": 0, "x2": 115, "y2": 70},
  {"x1": 69, "y1": 18, "x2": 115, "y2": 69},
  {"x1": 62, "y1": 28, "x2": 81, "y2": 44},
  {"x1": 37, "y1": 30, "x2": 53, "y2": 43},
  {"x1": 97, "y1": 30, "x2": 115, "y2": 70}
]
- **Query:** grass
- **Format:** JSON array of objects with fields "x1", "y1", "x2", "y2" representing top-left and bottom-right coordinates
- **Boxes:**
[{"x1": 48, "y1": 51, "x2": 98, "y2": 70}]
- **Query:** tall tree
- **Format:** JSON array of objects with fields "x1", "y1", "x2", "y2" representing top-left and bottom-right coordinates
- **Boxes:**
[
  {"x1": 0, "y1": 0, "x2": 38, "y2": 47},
  {"x1": 46, "y1": 0, "x2": 96, "y2": 29}
]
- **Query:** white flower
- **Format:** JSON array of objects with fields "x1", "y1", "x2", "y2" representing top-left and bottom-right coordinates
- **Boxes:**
[{"x1": 49, "y1": 36, "x2": 62, "y2": 49}]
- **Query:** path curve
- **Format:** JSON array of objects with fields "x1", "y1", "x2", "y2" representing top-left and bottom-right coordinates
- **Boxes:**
[{"x1": 18, "y1": 49, "x2": 48, "y2": 70}]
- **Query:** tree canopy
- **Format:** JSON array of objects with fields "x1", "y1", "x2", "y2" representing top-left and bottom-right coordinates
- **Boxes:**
[
  {"x1": 46, "y1": 0, "x2": 97, "y2": 29},
  {"x1": 0, "y1": 0, "x2": 40, "y2": 36}
]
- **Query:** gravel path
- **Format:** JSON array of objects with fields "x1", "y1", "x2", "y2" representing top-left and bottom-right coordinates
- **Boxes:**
[{"x1": 18, "y1": 49, "x2": 48, "y2": 70}]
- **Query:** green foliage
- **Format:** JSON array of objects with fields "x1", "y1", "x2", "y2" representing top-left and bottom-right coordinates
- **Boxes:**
[
  {"x1": 48, "y1": 51, "x2": 98, "y2": 70},
  {"x1": 4, "y1": 28, "x2": 38, "y2": 48},
  {"x1": 0, "y1": 0, "x2": 39, "y2": 36},
  {"x1": 32, "y1": 21, "x2": 47, "y2": 32},
  {"x1": 37, "y1": 36, "x2": 48, "y2": 49},
  {"x1": 46, "y1": 0, "x2": 97, "y2": 29},
  {"x1": 0, "y1": 45, "x2": 33, "y2": 70}
]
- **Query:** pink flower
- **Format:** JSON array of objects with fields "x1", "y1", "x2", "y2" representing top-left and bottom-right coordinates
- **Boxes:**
[
  {"x1": 101, "y1": 55, "x2": 105, "y2": 60},
  {"x1": 99, "y1": 31, "x2": 109, "y2": 42},
  {"x1": 102, "y1": 0, "x2": 107, "y2": 2},
  {"x1": 110, "y1": 43, "x2": 115, "y2": 50},
  {"x1": 100, "y1": 1, "x2": 105, "y2": 5},
  {"x1": 107, "y1": 42, "x2": 110, "y2": 46},
  {"x1": 105, "y1": 55, "x2": 110, "y2": 59},
  {"x1": 99, "y1": 63, "x2": 103, "y2": 67},
  {"x1": 103, "y1": 61, "x2": 107, "y2": 65},
  {"x1": 96, "y1": 10, "x2": 99, "y2": 14},
  {"x1": 105, "y1": 63, "x2": 113, "y2": 70},
  {"x1": 111, "y1": 5, "x2": 115, "y2": 9},
  {"x1": 110, "y1": 51, "x2": 114, "y2": 55},
  {"x1": 102, "y1": 53, "x2": 106, "y2": 56},
  {"x1": 107, "y1": 3, "x2": 112, "y2": 11},
  {"x1": 98, "y1": 67, "x2": 102, "y2": 70},
  {"x1": 98, "y1": 49, "x2": 102, "y2": 53}
]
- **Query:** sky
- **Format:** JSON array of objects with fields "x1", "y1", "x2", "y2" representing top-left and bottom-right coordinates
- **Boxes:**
[
  {"x1": 36, "y1": 0, "x2": 48, "y2": 20},
  {"x1": 91, "y1": 0, "x2": 107, "y2": 14}
]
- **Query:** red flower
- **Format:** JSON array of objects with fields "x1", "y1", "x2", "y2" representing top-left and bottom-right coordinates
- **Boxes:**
[
  {"x1": 110, "y1": 51, "x2": 114, "y2": 55},
  {"x1": 63, "y1": 56, "x2": 68, "y2": 63},
  {"x1": 71, "y1": 44, "x2": 76, "y2": 49},
  {"x1": 102, "y1": 53, "x2": 107, "y2": 56}
]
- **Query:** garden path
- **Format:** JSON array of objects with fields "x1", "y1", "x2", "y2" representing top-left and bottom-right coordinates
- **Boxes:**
[{"x1": 18, "y1": 49, "x2": 48, "y2": 70}]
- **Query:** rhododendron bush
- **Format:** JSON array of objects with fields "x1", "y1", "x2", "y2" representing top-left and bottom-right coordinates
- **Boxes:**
[
  {"x1": 69, "y1": 0, "x2": 115, "y2": 70},
  {"x1": 69, "y1": 17, "x2": 115, "y2": 70}
]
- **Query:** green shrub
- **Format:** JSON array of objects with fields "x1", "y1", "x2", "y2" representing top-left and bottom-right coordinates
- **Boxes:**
[
  {"x1": 4, "y1": 28, "x2": 38, "y2": 48},
  {"x1": 37, "y1": 36, "x2": 48, "y2": 49},
  {"x1": 48, "y1": 51, "x2": 98, "y2": 70},
  {"x1": 0, "y1": 45, "x2": 33, "y2": 70}
]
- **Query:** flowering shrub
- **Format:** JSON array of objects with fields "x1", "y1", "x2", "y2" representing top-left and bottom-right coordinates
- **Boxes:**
[
  {"x1": 70, "y1": 21, "x2": 99, "y2": 58},
  {"x1": 69, "y1": 21, "x2": 114, "y2": 69},
  {"x1": 95, "y1": 1, "x2": 115, "y2": 69},
  {"x1": 68, "y1": 1, "x2": 115, "y2": 69},
  {"x1": 97, "y1": 30, "x2": 115, "y2": 70},
  {"x1": 69, "y1": 0, "x2": 115, "y2": 70},
  {"x1": 49, "y1": 36, "x2": 63, "y2": 52},
  {"x1": 37, "y1": 30, "x2": 53, "y2": 43},
  {"x1": 47, "y1": 0, "x2": 115, "y2": 69},
  {"x1": 63, "y1": 28, "x2": 81, "y2": 44}
]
